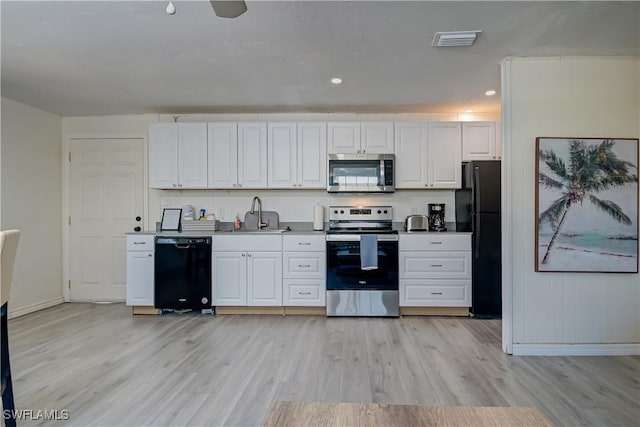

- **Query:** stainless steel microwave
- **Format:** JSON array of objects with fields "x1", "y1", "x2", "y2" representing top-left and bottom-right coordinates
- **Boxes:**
[{"x1": 327, "y1": 153, "x2": 395, "y2": 193}]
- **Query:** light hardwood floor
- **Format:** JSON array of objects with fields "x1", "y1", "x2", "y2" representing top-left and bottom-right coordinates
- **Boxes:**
[{"x1": 7, "y1": 303, "x2": 640, "y2": 426}]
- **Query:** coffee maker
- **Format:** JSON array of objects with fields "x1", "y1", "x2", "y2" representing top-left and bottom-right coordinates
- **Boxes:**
[{"x1": 428, "y1": 203, "x2": 447, "y2": 231}]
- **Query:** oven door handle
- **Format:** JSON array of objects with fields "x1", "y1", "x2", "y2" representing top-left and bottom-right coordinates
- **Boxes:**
[{"x1": 326, "y1": 234, "x2": 399, "y2": 242}]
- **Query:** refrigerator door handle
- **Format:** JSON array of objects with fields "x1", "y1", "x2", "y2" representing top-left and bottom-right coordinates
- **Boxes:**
[
  {"x1": 474, "y1": 166, "x2": 481, "y2": 214},
  {"x1": 475, "y1": 214, "x2": 480, "y2": 258}
]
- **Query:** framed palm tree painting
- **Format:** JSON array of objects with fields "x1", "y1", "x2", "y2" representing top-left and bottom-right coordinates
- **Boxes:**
[{"x1": 535, "y1": 137, "x2": 639, "y2": 272}]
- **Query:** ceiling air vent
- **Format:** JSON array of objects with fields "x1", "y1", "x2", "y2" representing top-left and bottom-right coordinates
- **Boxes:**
[{"x1": 432, "y1": 31, "x2": 482, "y2": 47}]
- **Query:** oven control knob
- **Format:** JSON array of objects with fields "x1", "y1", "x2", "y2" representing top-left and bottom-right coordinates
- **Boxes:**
[
  {"x1": 340, "y1": 210, "x2": 344, "y2": 214},
  {"x1": 333, "y1": 210, "x2": 338, "y2": 214},
  {"x1": 383, "y1": 210, "x2": 388, "y2": 214},
  {"x1": 377, "y1": 210, "x2": 381, "y2": 214}
]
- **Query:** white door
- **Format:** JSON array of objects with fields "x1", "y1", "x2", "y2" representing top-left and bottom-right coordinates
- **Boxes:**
[
  {"x1": 361, "y1": 122, "x2": 394, "y2": 153},
  {"x1": 394, "y1": 122, "x2": 429, "y2": 188},
  {"x1": 247, "y1": 252, "x2": 282, "y2": 306},
  {"x1": 177, "y1": 123, "x2": 208, "y2": 188},
  {"x1": 212, "y1": 252, "x2": 247, "y2": 305},
  {"x1": 208, "y1": 122, "x2": 238, "y2": 188},
  {"x1": 267, "y1": 122, "x2": 297, "y2": 188},
  {"x1": 428, "y1": 122, "x2": 462, "y2": 189},
  {"x1": 297, "y1": 122, "x2": 327, "y2": 188},
  {"x1": 238, "y1": 123, "x2": 268, "y2": 188},
  {"x1": 148, "y1": 123, "x2": 178, "y2": 188},
  {"x1": 70, "y1": 138, "x2": 144, "y2": 301},
  {"x1": 462, "y1": 121, "x2": 496, "y2": 161},
  {"x1": 327, "y1": 122, "x2": 360, "y2": 154}
]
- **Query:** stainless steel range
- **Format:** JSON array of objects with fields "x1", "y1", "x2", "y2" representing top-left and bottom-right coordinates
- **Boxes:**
[{"x1": 326, "y1": 206, "x2": 399, "y2": 317}]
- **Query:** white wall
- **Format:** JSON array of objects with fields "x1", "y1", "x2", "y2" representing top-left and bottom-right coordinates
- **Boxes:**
[
  {"x1": 502, "y1": 57, "x2": 640, "y2": 350},
  {"x1": 1, "y1": 97, "x2": 63, "y2": 317}
]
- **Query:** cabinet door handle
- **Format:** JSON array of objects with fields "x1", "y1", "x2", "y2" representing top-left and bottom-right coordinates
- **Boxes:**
[
  {"x1": 430, "y1": 241, "x2": 442, "y2": 245},
  {"x1": 247, "y1": 253, "x2": 252, "y2": 257},
  {"x1": 242, "y1": 253, "x2": 246, "y2": 257},
  {"x1": 298, "y1": 242, "x2": 311, "y2": 246},
  {"x1": 133, "y1": 241, "x2": 146, "y2": 245},
  {"x1": 148, "y1": 254, "x2": 152, "y2": 257},
  {"x1": 178, "y1": 184, "x2": 183, "y2": 187},
  {"x1": 172, "y1": 184, "x2": 177, "y2": 188},
  {"x1": 298, "y1": 264, "x2": 311, "y2": 268},
  {"x1": 298, "y1": 291, "x2": 312, "y2": 295},
  {"x1": 430, "y1": 292, "x2": 443, "y2": 295},
  {"x1": 430, "y1": 264, "x2": 442, "y2": 267}
]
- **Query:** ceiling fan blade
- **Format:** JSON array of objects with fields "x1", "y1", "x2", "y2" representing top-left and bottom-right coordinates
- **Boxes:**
[{"x1": 210, "y1": 0, "x2": 247, "y2": 18}]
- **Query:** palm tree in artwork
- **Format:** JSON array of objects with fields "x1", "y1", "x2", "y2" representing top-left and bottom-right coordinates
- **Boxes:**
[{"x1": 538, "y1": 139, "x2": 638, "y2": 264}]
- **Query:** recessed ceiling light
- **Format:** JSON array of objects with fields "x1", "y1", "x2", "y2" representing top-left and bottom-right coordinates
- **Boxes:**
[
  {"x1": 485, "y1": 90, "x2": 496, "y2": 96},
  {"x1": 331, "y1": 78, "x2": 343, "y2": 85},
  {"x1": 464, "y1": 109, "x2": 473, "y2": 113}
]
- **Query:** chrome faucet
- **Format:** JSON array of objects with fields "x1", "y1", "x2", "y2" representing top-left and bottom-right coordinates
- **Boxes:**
[{"x1": 250, "y1": 196, "x2": 268, "y2": 230}]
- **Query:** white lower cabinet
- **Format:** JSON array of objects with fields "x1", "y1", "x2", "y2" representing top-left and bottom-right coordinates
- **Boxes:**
[
  {"x1": 212, "y1": 235, "x2": 282, "y2": 306},
  {"x1": 282, "y1": 235, "x2": 326, "y2": 306},
  {"x1": 126, "y1": 235, "x2": 154, "y2": 306},
  {"x1": 399, "y1": 234, "x2": 471, "y2": 307}
]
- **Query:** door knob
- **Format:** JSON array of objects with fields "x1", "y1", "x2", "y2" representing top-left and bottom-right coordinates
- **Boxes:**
[
  {"x1": 135, "y1": 216, "x2": 142, "y2": 222},
  {"x1": 134, "y1": 226, "x2": 141, "y2": 232}
]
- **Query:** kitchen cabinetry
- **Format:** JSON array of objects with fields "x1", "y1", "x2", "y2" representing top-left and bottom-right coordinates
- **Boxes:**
[
  {"x1": 283, "y1": 235, "x2": 326, "y2": 306},
  {"x1": 149, "y1": 123, "x2": 208, "y2": 189},
  {"x1": 212, "y1": 235, "x2": 282, "y2": 306},
  {"x1": 327, "y1": 122, "x2": 394, "y2": 154},
  {"x1": 394, "y1": 122, "x2": 461, "y2": 189},
  {"x1": 208, "y1": 122, "x2": 267, "y2": 188},
  {"x1": 399, "y1": 234, "x2": 471, "y2": 307},
  {"x1": 462, "y1": 121, "x2": 501, "y2": 161},
  {"x1": 126, "y1": 235, "x2": 154, "y2": 306},
  {"x1": 267, "y1": 122, "x2": 327, "y2": 189}
]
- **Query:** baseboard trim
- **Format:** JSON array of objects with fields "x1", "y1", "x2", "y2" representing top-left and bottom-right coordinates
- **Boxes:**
[
  {"x1": 400, "y1": 307, "x2": 470, "y2": 316},
  {"x1": 512, "y1": 343, "x2": 640, "y2": 356},
  {"x1": 8, "y1": 297, "x2": 65, "y2": 319}
]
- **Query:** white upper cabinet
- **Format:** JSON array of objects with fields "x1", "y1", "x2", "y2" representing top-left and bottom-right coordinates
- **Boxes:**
[
  {"x1": 328, "y1": 122, "x2": 394, "y2": 154},
  {"x1": 177, "y1": 123, "x2": 208, "y2": 188},
  {"x1": 394, "y1": 122, "x2": 461, "y2": 189},
  {"x1": 208, "y1": 122, "x2": 238, "y2": 188},
  {"x1": 149, "y1": 123, "x2": 178, "y2": 189},
  {"x1": 428, "y1": 122, "x2": 462, "y2": 189},
  {"x1": 268, "y1": 123, "x2": 298, "y2": 188},
  {"x1": 361, "y1": 122, "x2": 394, "y2": 153},
  {"x1": 238, "y1": 123, "x2": 268, "y2": 188},
  {"x1": 149, "y1": 123, "x2": 207, "y2": 189},
  {"x1": 462, "y1": 121, "x2": 498, "y2": 161},
  {"x1": 394, "y1": 122, "x2": 429, "y2": 189},
  {"x1": 297, "y1": 122, "x2": 327, "y2": 188},
  {"x1": 328, "y1": 122, "x2": 360, "y2": 154},
  {"x1": 268, "y1": 122, "x2": 327, "y2": 189}
]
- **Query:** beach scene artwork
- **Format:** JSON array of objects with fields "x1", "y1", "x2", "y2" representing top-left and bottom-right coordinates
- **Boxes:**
[{"x1": 536, "y1": 138, "x2": 639, "y2": 272}]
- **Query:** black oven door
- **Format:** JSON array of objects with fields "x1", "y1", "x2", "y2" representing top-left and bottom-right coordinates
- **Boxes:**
[{"x1": 326, "y1": 235, "x2": 398, "y2": 290}]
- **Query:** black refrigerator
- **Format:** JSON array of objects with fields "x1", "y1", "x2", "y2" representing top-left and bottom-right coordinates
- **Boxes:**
[{"x1": 455, "y1": 161, "x2": 501, "y2": 318}]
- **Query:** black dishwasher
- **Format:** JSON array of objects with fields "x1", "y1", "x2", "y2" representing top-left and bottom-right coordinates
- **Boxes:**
[{"x1": 155, "y1": 236, "x2": 212, "y2": 312}]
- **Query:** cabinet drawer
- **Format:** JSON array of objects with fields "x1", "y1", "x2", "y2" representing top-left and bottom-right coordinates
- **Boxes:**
[
  {"x1": 400, "y1": 279, "x2": 471, "y2": 307},
  {"x1": 283, "y1": 252, "x2": 325, "y2": 278},
  {"x1": 126, "y1": 235, "x2": 155, "y2": 251},
  {"x1": 283, "y1": 235, "x2": 325, "y2": 252},
  {"x1": 212, "y1": 234, "x2": 282, "y2": 252},
  {"x1": 283, "y1": 279, "x2": 326, "y2": 306},
  {"x1": 400, "y1": 252, "x2": 471, "y2": 279},
  {"x1": 399, "y1": 234, "x2": 470, "y2": 252}
]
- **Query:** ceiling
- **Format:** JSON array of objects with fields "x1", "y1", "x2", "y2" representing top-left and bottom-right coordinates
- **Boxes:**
[{"x1": 1, "y1": 1, "x2": 639, "y2": 116}]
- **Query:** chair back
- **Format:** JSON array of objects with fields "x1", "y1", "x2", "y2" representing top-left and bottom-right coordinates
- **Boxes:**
[{"x1": 0, "y1": 230, "x2": 20, "y2": 307}]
